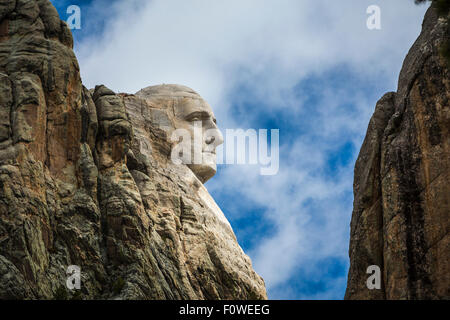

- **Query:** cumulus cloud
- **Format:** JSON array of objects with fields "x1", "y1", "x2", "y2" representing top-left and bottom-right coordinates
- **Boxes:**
[{"x1": 72, "y1": 0, "x2": 429, "y2": 299}]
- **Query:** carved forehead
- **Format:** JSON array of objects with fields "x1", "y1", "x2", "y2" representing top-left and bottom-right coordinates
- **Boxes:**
[
  {"x1": 136, "y1": 84, "x2": 214, "y2": 118},
  {"x1": 173, "y1": 97, "x2": 213, "y2": 118},
  {"x1": 136, "y1": 84, "x2": 200, "y2": 99}
]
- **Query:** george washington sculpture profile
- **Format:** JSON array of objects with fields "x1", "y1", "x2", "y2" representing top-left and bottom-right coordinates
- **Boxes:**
[{"x1": 0, "y1": 0, "x2": 266, "y2": 299}]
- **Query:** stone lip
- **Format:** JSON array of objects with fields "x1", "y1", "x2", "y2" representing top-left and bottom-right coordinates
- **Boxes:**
[
  {"x1": 345, "y1": 6, "x2": 449, "y2": 300},
  {"x1": 0, "y1": 0, "x2": 267, "y2": 300}
]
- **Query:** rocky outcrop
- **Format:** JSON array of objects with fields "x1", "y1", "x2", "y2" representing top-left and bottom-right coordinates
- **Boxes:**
[
  {"x1": 345, "y1": 6, "x2": 449, "y2": 300},
  {"x1": 0, "y1": 0, "x2": 266, "y2": 299}
]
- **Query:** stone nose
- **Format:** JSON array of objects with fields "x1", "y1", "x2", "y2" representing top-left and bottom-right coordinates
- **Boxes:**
[
  {"x1": 211, "y1": 127, "x2": 224, "y2": 146},
  {"x1": 205, "y1": 136, "x2": 215, "y2": 144}
]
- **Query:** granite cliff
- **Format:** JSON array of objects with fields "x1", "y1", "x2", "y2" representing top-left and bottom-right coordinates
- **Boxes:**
[
  {"x1": 345, "y1": 5, "x2": 449, "y2": 299},
  {"x1": 0, "y1": 0, "x2": 266, "y2": 299}
]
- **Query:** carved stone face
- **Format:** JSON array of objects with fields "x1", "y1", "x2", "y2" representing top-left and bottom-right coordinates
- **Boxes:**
[
  {"x1": 136, "y1": 84, "x2": 223, "y2": 183},
  {"x1": 172, "y1": 95, "x2": 223, "y2": 183}
]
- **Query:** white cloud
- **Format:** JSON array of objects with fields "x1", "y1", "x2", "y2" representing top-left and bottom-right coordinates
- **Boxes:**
[
  {"x1": 77, "y1": 0, "x2": 426, "y2": 121},
  {"x1": 74, "y1": 0, "x2": 429, "y2": 299}
]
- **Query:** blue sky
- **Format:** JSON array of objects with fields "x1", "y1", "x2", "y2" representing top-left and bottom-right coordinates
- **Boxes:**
[{"x1": 52, "y1": 0, "x2": 429, "y2": 299}]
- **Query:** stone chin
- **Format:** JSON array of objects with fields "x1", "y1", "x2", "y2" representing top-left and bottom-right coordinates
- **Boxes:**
[{"x1": 188, "y1": 152, "x2": 217, "y2": 183}]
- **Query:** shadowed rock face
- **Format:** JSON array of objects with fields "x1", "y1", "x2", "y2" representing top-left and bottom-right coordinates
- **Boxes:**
[
  {"x1": 0, "y1": 0, "x2": 266, "y2": 299},
  {"x1": 345, "y1": 7, "x2": 449, "y2": 300}
]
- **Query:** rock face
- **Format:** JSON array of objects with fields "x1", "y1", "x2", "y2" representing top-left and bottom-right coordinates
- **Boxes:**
[
  {"x1": 0, "y1": 0, "x2": 266, "y2": 299},
  {"x1": 345, "y1": 6, "x2": 449, "y2": 300}
]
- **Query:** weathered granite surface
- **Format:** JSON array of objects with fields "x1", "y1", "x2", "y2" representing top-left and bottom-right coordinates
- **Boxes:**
[
  {"x1": 345, "y1": 6, "x2": 449, "y2": 299},
  {"x1": 0, "y1": 0, "x2": 266, "y2": 299}
]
